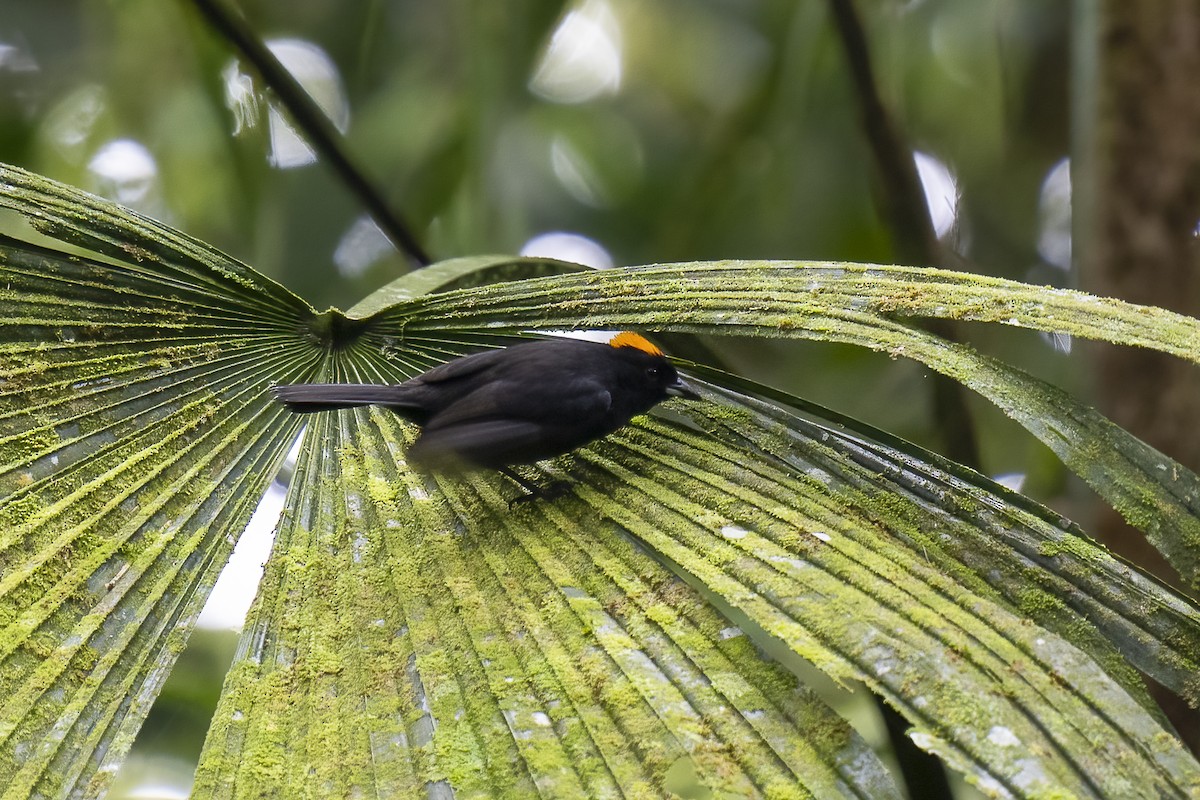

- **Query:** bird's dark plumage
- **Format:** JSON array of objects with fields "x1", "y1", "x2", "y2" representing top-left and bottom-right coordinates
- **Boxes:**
[{"x1": 272, "y1": 333, "x2": 697, "y2": 473}]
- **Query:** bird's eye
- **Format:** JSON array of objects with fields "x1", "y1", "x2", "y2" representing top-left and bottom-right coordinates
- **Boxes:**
[{"x1": 646, "y1": 366, "x2": 660, "y2": 378}]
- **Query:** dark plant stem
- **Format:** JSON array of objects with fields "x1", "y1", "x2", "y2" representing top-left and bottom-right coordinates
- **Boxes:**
[
  {"x1": 826, "y1": 2, "x2": 970, "y2": 796},
  {"x1": 188, "y1": 0, "x2": 433, "y2": 267},
  {"x1": 827, "y1": 0, "x2": 938, "y2": 264},
  {"x1": 826, "y1": 0, "x2": 980, "y2": 472}
]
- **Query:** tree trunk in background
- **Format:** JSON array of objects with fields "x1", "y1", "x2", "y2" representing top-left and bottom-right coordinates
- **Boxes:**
[{"x1": 1077, "y1": 0, "x2": 1200, "y2": 752}]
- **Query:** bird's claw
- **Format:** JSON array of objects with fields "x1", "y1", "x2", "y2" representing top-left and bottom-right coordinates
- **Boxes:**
[{"x1": 508, "y1": 480, "x2": 572, "y2": 509}]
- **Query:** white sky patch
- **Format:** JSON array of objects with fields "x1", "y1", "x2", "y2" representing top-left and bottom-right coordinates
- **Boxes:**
[
  {"x1": 267, "y1": 39, "x2": 349, "y2": 168},
  {"x1": 520, "y1": 231, "x2": 613, "y2": 269},
  {"x1": 913, "y1": 150, "x2": 959, "y2": 239},
  {"x1": 334, "y1": 215, "x2": 394, "y2": 277},
  {"x1": 43, "y1": 84, "x2": 107, "y2": 161},
  {"x1": 197, "y1": 481, "x2": 286, "y2": 630},
  {"x1": 538, "y1": 329, "x2": 623, "y2": 344},
  {"x1": 224, "y1": 38, "x2": 349, "y2": 169},
  {"x1": 1037, "y1": 158, "x2": 1072, "y2": 271},
  {"x1": 87, "y1": 139, "x2": 159, "y2": 208},
  {"x1": 992, "y1": 473, "x2": 1026, "y2": 493}
]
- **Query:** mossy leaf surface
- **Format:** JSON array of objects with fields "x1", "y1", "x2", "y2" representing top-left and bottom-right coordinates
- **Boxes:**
[
  {"x1": 1, "y1": 167, "x2": 1199, "y2": 798},
  {"x1": 377, "y1": 258, "x2": 1200, "y2": 589}
]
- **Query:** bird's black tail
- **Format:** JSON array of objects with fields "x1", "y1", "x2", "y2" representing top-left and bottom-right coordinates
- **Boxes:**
[{"x1": 272, "y1": 384, "x2": 413, "y2": 414}]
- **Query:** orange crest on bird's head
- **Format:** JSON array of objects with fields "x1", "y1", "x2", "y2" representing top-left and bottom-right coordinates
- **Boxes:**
[{"x1": 609, "y1": 331, "x2": 663, "y2": 356}]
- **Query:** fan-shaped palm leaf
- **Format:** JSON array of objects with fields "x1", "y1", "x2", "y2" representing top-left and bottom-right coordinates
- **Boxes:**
[{"x1": 1, "y1": 164, "x2": 1198, "y2": 798}]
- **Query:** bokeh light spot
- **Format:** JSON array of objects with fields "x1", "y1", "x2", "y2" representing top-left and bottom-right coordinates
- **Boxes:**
[
  {"x1": 530, "y1": 0, "x2": 622, "y2": 104},
  {"x1": 521, "y1": 231, "x2": 613, "y2": 269}
]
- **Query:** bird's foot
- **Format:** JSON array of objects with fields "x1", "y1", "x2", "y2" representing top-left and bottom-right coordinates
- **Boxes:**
[
  {"x1": 508, "y1": 480, "x2": 572, "y2": 508},
  {"x1": 500, "y1": 468, "x2": 572, "y2": 508}
]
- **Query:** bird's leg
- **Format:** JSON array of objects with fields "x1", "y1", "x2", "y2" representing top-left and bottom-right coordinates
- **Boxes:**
[{"x1": 498, "y1": 467, "x2": 570, "y2": 508}]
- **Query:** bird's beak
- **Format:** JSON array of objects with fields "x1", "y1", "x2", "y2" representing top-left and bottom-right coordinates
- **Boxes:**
[{"x1": 666, "y1": 376, "x2": 701, "y2": 400}]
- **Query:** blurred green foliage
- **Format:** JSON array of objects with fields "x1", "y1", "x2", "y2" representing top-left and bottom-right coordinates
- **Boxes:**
[{"x1": 1, "y1": 1, "x2": 1069, "y2": 293}]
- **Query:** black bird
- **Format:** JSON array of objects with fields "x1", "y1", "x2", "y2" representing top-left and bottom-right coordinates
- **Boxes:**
[{"x1": 272, "y1": 332, "x2": 698, "y2": 501}]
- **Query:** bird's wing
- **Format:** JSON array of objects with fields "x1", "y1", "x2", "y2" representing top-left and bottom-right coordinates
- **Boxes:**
[
  {"x1": 424, "y1": 377, "x2": 613, "y2": 431},
  {"x1": 411, "y1": 373, "x2": 617, "y2": 467},
  {"x1": 408, "y1": 419, "x2": 552, "y2": 467}
]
